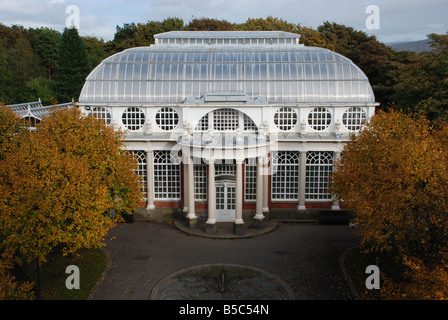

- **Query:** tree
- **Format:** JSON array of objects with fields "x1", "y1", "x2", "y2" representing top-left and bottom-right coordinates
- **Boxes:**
[
  {"x1": 331, "y1": 110, "x2": 448, "y2": 299},
  {"x1": 236, "y1": 16, "x2": 298, "y2": 32},
  {"x1": 0, "y1": 104, "x2": 27, "y2": 160},
  {"x1": 83, "y1": 36, "x2": 109, "y2": 70},
  {"x1": 393, "y1": 32, "x2": 448, "y2": 125},
  {"x1": 55, "y1": 27, "x2": 91, "y2": 102},
  {"x1": 0, "y1": 106, "x2": 142, "y2": 297},
  {"x1": 188, "y1": 18, "x2": 234, "y2": 31},
  {"x1": 0, "y1": 47, "x2": 12, "y2": 103},
  {"x1": 34, "y1": 28, "x2": 61, "y2": 81}
]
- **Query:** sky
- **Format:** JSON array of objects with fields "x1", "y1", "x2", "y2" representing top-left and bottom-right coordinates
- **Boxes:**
[{"x1": 0, "y1": 0, "x2": 447, "y2": 44}]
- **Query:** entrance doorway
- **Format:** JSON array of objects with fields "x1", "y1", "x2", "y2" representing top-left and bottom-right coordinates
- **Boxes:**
[{"x1": 215, "y1": 175, "x2": 236, "y2": 222}]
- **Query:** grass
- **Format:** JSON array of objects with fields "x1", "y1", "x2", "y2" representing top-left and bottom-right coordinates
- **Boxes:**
[
  {"x1": 343, "y1": 246, "x2": 407, "y2": 300},
  {"x1": 343, "y1": 246, "x2": 381, "y2": 300},
  {"x1": 27, "y1": 248, "x2": 107, "y2": 300}
]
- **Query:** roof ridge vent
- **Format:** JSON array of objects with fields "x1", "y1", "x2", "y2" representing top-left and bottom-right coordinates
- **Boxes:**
[{"x1": 154, "y1": 31, "x2": 301, "y2": 46}]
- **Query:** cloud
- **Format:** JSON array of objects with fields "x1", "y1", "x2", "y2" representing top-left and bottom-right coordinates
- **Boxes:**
[{"x1": 0, "y1": 0, "x2": 446, "y2": 43}]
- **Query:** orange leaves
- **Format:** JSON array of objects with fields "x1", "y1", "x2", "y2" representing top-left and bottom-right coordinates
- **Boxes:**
[
  {"x1": 0, "y1": 107, "x2": 141, "y2": 267},
  {"x1": 331, "y1": 109, "x2": 448, "y2": 298}
]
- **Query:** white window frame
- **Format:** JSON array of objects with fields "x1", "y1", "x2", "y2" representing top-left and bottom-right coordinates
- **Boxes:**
[
  {"x1": 271, "y1": 151, "x2": 300, "y2": 201},
  {"x1": 129, "y1": 150, "x2": 147, "y2": 195},
  {"x1": 244, "y1": 158, "x2": 257, "y2": 202},
  {"x1": 308, "y1": 107, "x2": 331, "y2": 131},
  {"x1": 153, "y1": 150, "x2": 181, "y2": 200},
  {"x1": 155, "y1": 107, "x2": 179, "y2": 131},
  {"x1": 90, "y1": 106, "x2": 111, "y2": 125},
  {"x1": 305, "y1": 151, "x2": 334, "y2": 201},
  {"x1": 194, "y1": 161, "x2": 207, "y2": 201},
  {"x1": 274, "y1": 107, "x2": 298, "y2": 131},
  {"x1": 122, "y1": 107, "x2": 145, "y2": 131},
  {"x1": 342, "y1": 107, "x2": 366, "y2": 131}
]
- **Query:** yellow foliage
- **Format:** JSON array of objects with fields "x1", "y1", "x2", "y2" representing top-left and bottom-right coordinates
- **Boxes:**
[{"x1": 331, "y1": 109, "x2": 448, "y2": 299}]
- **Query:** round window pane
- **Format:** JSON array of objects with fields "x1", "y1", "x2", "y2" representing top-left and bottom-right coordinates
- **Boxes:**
[
  {"x1": 342, "y1": 107, "x2": 366, "y2": 131},
  {"x1": 122, "y1": 107, "x2": 145, "y2": 131},
  {"x1": 90, "y1": 107, "x2": 111, "y2": 124},
  {"x1": 274, "y1": 107, "x2": 297, "y2": 131},
  {"x1": 308, "y1": 107, "x2": 331, "y2": 131},
  {"x1": 155, "y1": 107, "x2": 179, "y2": 131}
]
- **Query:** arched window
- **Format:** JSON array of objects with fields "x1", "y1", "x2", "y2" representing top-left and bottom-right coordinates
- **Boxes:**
[
  {"x1": 155, "y1": 107, "x2": 179, "y2": 131},
  {"x1": 271, "y1": 151, "x2": 300, "y2": 200},
  {"x1": 274, "y1": 107, "x2": 297, "y2": 131},
  {"x1": 342, "y1": 107, "x2": 366, "y2": 131},
  {"x1": 305, "y1": 151, "x2": 333, "y2": 200},
  {"x1": 308, "y1": 107, "x2": 331, "y2": 131},
  {"x1": 153, "y1": 150, "x2": 181, "y2": 200},
  {"x1": 90, "y1": 107, "x2": 112, "y2": 124},
  {"x1": 195, "y1": 109, "x2": 257, "y2": 132},
  {"x1": 122, "y1": 107, "x2": 145, "y2": 131},
  {"x1": 129, "y1": 150, "x2": 147, "y2": 194}
]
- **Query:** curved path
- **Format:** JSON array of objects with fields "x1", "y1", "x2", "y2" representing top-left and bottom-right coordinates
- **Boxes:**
[{"x1": 91, "y1": 221, "x2": 359, "y2": 300}]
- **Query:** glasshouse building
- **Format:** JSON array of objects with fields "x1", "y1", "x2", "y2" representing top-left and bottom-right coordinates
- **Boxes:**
[{"x1": 75, "y1": 31, "x2": 378, "y2": 234}]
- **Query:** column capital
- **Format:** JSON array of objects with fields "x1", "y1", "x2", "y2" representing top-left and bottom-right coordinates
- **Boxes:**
[{"x1": 235, "y1": 158, "x2": 244, "y2": 164}]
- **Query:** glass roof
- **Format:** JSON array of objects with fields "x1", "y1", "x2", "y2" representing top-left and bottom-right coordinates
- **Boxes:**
[
  {"x1": 79, "y1": 32, "x2": 375, "y2": 104},
  {"x1": 7, "y1": 100, "x2": 74, "y2": 120}
]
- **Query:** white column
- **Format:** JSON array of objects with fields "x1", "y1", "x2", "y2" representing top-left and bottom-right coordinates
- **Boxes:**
[
  {"x1": 298, "y1": 150, "x2": 307, "y2": 210},
  {"x1": 187, "y1": 156, "x2": 196, "y2": 219},
  {"x1": 146, "y1": 150, "x2": 155, "y2": 210},
  {"x1": 262, "y1": 155, "x2": 269, "y2": 213},
  {"x1": 254, "y1": 156, "x2": 265, "y2": 221},
  {"x1": 235, "y1": 159, "x2": 244, "y2": 224},
  {"x1": 183, "y1": 162, "x2": 189, "y2": 212},
  {"x1": 207, "y1": 159, "x2": 216, "y2": 224},
  {"x1": 331, "y1": 151, "x2": 342, "y2": 210}
]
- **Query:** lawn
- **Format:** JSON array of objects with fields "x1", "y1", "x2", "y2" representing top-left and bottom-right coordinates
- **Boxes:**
[
  {"x1": 342, "y1": 246, "x2": 381, "y2": 300},
  {"x1": 27, "y1": 248, "x2": 107, "y2": 300}
]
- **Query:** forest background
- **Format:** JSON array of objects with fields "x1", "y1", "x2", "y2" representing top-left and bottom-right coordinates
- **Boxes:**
[{"x1": 0, "y1": 16, "x2": 447, "y2": 124}]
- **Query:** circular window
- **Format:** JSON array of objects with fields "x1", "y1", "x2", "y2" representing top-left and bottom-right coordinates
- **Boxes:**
[
  {"x1": 155, "y1": 107, "x2": 179, "y2": 131},
  {"x1": 342, "y1": 107, "x2": 366, "y2": 131},
  {"x1": 90, "y1": 107, "x2": 111, "y2": 124},
  {"x1": 308, "y1": 107, "x2": 331, "y2": 131},
  {"x1": 122, "y1": 107, "x2": 145, "y2": 131},
  {"x1": 274, "y1": 107, "x2": 297, "y2": 131}
]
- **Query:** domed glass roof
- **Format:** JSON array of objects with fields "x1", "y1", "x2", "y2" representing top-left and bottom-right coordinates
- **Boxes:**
[{"x1": 79, "y1": 31, "x2": 375, "y2": 104}]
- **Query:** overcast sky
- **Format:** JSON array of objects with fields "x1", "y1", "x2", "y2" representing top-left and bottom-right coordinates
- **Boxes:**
[{"x1": 0, "y1": 0, "x2": 446, "y2": 43}]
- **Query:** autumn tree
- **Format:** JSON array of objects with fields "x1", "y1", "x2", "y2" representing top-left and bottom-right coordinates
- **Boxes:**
[
  {"x1": 331, "y1": 110, "x2": 448, "y2": 299},
  {"x1": 0, "y1": 106, "x2": 142, "y2": 297},
  {"x1": 188, "y1": 18, "x2": 234, "y2": 31}
]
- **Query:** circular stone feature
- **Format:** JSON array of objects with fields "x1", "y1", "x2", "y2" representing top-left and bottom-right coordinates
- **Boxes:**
[{"x1": 149, "y1": 263, "x2": 294, "y2": 300}]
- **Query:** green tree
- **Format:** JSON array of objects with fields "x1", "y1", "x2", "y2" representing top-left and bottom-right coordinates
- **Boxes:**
[
  {"x1": 34, "y1": 28, "x2": 61, "y2": 80},
  {"x1": 393, "y1": 32, "x2": 448, "y2": 124},
  {"x1": 83, "y1": 36, "x2": 109, "y2": 69},
  {"x1": 55, "y1": 27, "x2": 91, "y2": 102},
  {"x1": 0, "y1": 48, "x2": 12, "y2": 103}
]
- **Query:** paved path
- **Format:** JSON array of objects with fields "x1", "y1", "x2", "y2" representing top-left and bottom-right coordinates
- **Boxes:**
[{"x1": 90, "y1": 221, "x2": 359, "y2": 300}]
